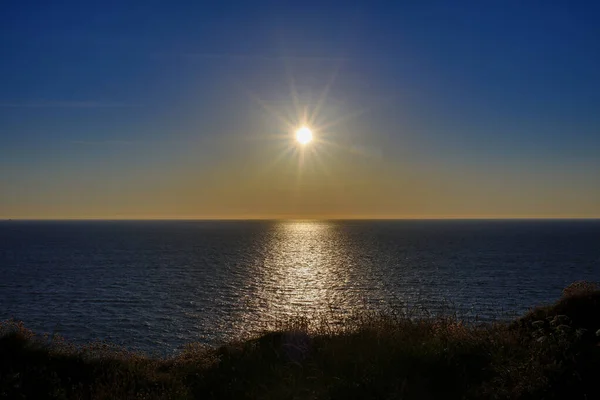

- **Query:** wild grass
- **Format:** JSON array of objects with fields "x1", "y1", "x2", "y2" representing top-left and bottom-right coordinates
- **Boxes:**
[{"x1": 2, "y1": 281, "x2": 600, "y2": 399}]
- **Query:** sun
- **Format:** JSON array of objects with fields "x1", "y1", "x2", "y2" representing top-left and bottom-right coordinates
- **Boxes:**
[{"x1": 295, "y1": 126, "x2": 313, "y2": 144}]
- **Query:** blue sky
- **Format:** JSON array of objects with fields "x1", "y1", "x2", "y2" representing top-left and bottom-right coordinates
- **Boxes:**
[{"x1": 1, "y1": 1, "x2": 599, "y2": 218}]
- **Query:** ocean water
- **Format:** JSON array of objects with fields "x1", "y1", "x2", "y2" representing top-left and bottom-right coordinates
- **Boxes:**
[{"x1": 0, "y1": 220, "x2": 598, "y2": 353}]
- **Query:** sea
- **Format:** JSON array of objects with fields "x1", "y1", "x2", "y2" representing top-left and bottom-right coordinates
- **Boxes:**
[{"x1": 1, "y1": 220, "x2": 598, "y2": 354}]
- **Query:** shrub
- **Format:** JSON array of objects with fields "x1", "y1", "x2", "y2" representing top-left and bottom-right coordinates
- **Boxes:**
[
  {"x1": 2, "y1": 283, "x2": 600, "y2": 399},
  {"x1": 562, "y1": 280, "x2": 599, "y2": 298}
]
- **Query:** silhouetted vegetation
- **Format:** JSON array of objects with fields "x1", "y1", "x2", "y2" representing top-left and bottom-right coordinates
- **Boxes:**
[{"x1": 2, "y1": 281, "x2": 600, "y2": 399}]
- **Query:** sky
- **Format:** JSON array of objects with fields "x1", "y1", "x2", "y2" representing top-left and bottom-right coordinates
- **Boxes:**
[{"x1": 1, "y1": 1, "x2": 599, "y2": 219}]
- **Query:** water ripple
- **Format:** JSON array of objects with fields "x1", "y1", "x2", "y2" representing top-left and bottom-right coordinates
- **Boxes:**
[{"x1": 1, "y1": 220, "x2": 599, "y2": 353}]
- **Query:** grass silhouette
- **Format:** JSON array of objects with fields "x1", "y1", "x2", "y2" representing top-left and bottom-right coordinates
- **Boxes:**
[{"x1": 2, "y1": 281, "x2": 600, "y2": 399}]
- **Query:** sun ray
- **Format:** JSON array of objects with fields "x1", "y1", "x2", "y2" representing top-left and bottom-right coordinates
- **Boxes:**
[
  {"x1": 254, "y1": 144, "x2": 296, "y2": 177},
  {"x1": 281, "y1": 53, "x2": 304, "y2": 126},
  {"x1": 308, "y1": 60, "x2": 344, "y2": 126},
  {"x1": 236, "y1": 47, "x2": 383, "y2": 196},
  {"x1": 294, "y1": 146, "x2": 306, "y2": 190},
  {"x1": 309, "y1": 146, "x2": 335, "y2": 182},
  {"x1": 317, "y1": 106, "x2": 370, "y2": 131},
  {"x1": 244, "y1": 89, "x2": 295, "y2": 131}
]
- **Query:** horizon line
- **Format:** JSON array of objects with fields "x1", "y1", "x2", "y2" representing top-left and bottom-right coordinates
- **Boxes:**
[{"x1": 2, "y1": 217, "x2": 600, "y2": 222}]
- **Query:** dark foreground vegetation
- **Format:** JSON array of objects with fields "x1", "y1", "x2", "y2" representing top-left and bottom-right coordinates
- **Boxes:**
[{"x1": 2, "y1": 282, "x2": 600, "y2": 400}]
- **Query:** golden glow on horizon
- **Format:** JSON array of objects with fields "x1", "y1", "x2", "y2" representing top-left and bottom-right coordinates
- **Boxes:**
[{"x1": 295, "y1": 126, "x2": 313, "y2": 144}]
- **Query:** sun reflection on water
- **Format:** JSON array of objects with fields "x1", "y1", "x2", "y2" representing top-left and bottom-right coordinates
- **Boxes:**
[
  {"x1": 262, "y1": 221, "x2": 339, "y2": 314},
  {"x1": 228, "y1": 220, "x2": 386, "y2": 337}
]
